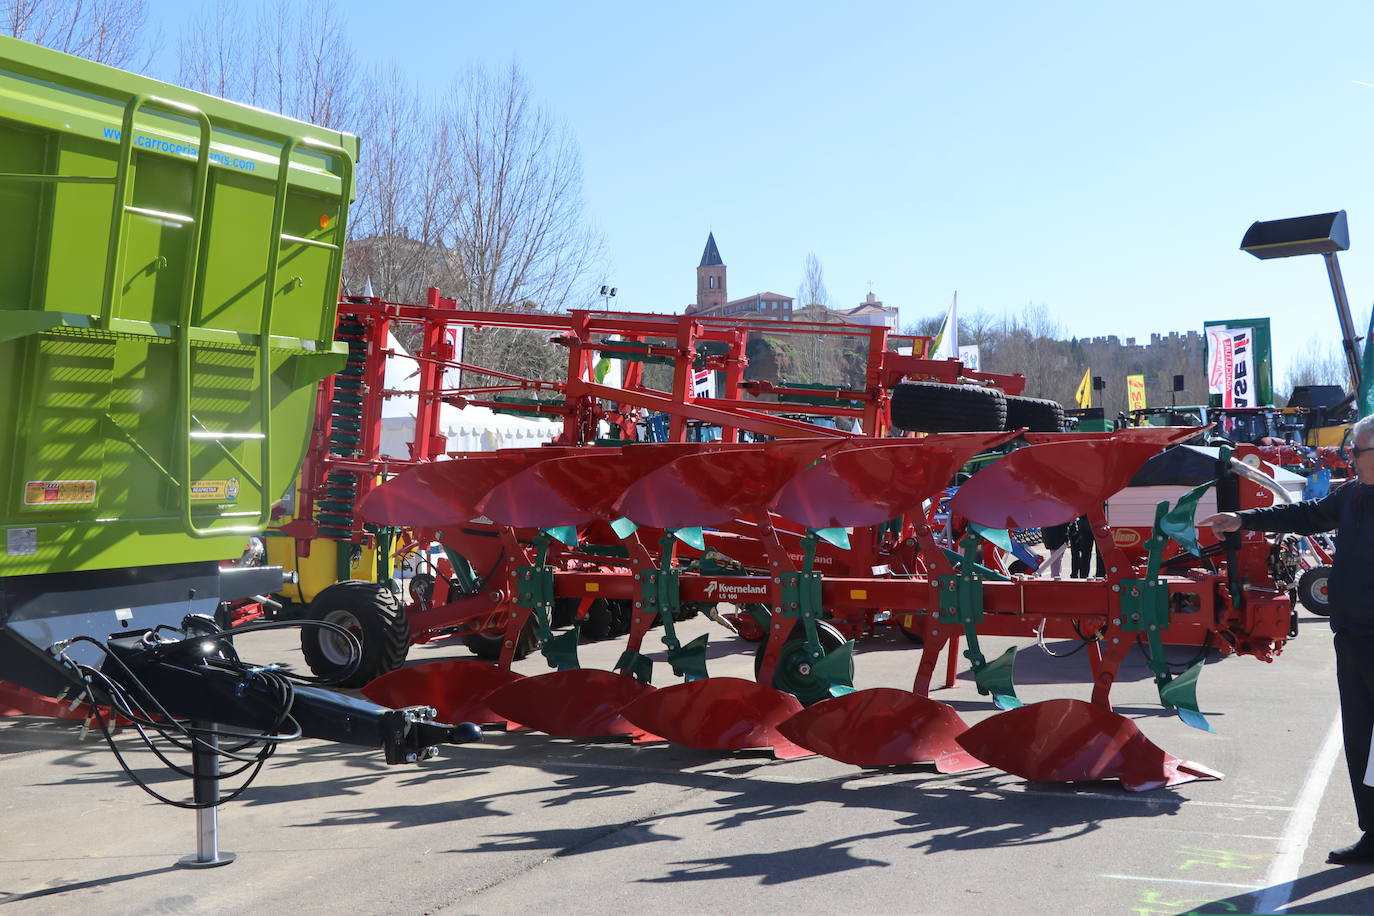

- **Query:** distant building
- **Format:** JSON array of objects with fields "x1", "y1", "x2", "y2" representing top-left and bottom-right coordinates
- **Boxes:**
[
  {"x1": 831, "y1": 293, "x2": 899, "y2": 329},
  {"x1": 683, "y1": 233, "x2": 899, "y2": 328},
  {"x1": 685, "y1": 233, "x2": 794, "y2": 320}
]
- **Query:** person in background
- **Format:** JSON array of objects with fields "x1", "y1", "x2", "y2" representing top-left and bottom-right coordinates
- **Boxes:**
[
  {"x1": 1201, "y1": 413, "x2": 1374, "y2": 865},
  {"x1": 1068, "y1": 515, "x2": 1096, "y2": 578},
  {"x1": 1040, "y1": 521, "x2": 1070, "y2": 577}
]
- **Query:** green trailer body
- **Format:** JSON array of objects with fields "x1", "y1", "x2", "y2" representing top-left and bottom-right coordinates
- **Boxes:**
[{"x1": 0, "y1": 36, "x2": 355, "y2": 577}]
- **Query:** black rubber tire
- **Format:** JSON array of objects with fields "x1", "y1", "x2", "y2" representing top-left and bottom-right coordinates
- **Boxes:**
[
  {"x1": 890, "y1": 381, "x2": 1007, "y2": 432},
  {"x1": 1003, "y1": 395, "x2": 1064, "y2": 432},
  {"x1": 300, "y1": 580, "x2": 410, "y2": 687},
  {"x1": 753, "y1": 619, "x2": 852, "y2": 706},
  {"x1": 551, "y1": 597, "x2": 580, "y2": 629},
  {"x1": 602, "y1": 599, "x2": 634, "y2": 636},
  {"x1": 580, "y1": 599, "x2": 613, "y2": 641},
  {"x1": 463, "y1": 616, "x2": 541, "y2": 660},
  {"x1": 897, "y1": 617, "x2": 925, "y2": 644},
  {"x1": 1297, "y1": 565, "x2": 1332, "y2": 616}
]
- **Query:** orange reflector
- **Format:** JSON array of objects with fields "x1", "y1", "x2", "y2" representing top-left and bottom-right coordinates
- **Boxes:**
[
  {"x1": 319, "y1": 213, "x2": 331, "y2": 228},
  {"x1": 586, "y1": 583, "x2": 600, "y2": 592},
  {"x1": 850, "y1": 589, "x2": 867, "y2": 600}
]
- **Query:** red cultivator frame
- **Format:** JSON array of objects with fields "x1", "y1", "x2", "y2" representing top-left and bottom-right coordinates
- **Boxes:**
[{"x1": 284, "y1": 290, "x2": 1296, "y2": 791}]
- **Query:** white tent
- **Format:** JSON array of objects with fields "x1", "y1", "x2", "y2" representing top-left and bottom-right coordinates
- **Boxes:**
[{"x1": 377, "y1": 332, "x2": 562, "y2": 458}]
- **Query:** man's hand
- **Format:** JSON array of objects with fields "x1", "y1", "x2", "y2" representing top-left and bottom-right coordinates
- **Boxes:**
[{"x1": 1199, "y1": 512, "x2": 1243, "y2": 534}]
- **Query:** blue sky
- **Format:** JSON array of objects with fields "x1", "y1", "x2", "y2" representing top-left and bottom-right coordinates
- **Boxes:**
[{"x1": 148, "y1": 1, "x2": 1374, "y2": 386}]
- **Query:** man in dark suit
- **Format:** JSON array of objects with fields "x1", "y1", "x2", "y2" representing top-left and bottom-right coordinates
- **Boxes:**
[{"x1": 1203, "y1": 415, "x2": 1374, "y2": 865}]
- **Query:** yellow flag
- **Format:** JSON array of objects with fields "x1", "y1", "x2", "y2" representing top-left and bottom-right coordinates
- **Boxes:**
[
  {"x1": 1126, "y1": 374, "x2": 1146, "y2": 411},
  {"x1": 1075, "y1": 368, "x2": 1092, "y2": 408}
]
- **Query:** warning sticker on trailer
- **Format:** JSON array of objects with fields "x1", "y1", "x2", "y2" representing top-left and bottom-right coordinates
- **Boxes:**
[
  {"x1": 189, "y1": 478, "x2": 240, "y2": 502},
  {"x1": 7, "y1": 528, "x2": 36, "y2": 556},
  {"x1": 24, "y1": 480, "x2": 96, "y2": 506}
]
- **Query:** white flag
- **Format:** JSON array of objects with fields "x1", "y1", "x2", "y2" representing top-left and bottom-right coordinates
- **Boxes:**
[{"x1": 930, "y1": 292, "x2": 958, "y2": 360}]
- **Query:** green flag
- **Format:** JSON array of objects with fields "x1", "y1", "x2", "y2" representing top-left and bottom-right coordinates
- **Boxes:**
[{"x1": 1361, "y1": 305, "x2": 1374, "y2": 419}]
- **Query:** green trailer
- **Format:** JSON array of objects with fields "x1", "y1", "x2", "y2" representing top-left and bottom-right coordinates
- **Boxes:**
[
  {"x1": 0, "y1": 34, "x2": 353, "y2": 578},
  {"x1": 0, "y1": 42, "x2": 476, "y2": 866}
]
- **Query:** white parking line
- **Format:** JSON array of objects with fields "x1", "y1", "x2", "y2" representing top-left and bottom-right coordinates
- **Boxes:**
[
  {"x1": 1104, "y1": 874, "x2": 1264, "y2": 890},
  {"x1": 1254, "y1": 710, "x2": 1345, "y2": 914}
]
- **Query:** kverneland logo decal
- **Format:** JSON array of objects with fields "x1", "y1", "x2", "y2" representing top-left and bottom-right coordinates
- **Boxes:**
[{"x1": 703, "y1": 580, "x2": 770, "y2": 599}]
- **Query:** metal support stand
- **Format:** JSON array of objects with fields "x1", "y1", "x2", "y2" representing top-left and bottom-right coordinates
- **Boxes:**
[
  {"x1": 175, "y1": 721, "x2": 236, "y2": 868},
  {"x1": 1321, "y1": 251, "x2": 1363, "y2": 393}
]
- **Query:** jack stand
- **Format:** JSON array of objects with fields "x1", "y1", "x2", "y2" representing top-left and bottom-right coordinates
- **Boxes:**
[{"x1": 175, "y1": 721, "x2": 236, "y2": 868}]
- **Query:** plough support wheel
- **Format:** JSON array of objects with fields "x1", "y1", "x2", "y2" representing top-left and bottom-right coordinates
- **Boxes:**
[
  {"x1": 756, "y1": 619, "x2": 852, "y2": 706},
  {"x1": 620, "y1": 677, "x2": 811, "y2": 758},
  {"x1": 483, "y1": 669, "x2": 662, "y2": 740},
  {"x1": 777, "y1": 688, "x2": 986, "y2": 772},
  {"x1": 361, "y1": 659, "x2": 524, "y2": 728},
  {"x1": 954, "y1": 698, "x2": 1223, "y2": 791}
]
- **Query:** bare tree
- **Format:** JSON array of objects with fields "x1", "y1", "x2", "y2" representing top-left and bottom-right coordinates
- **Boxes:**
[
  {"x1": 4, "y1": 0, "x2": 152, "y2": 69},
  {"x1": 173, "y1": 11, "x2": 601, "y2": 390},
  {"x1": 176, "y1": 0, "x2": 354, "y2": 129},
  {"x1": 796, "y1": 252, "x2": 830, "y2": 308},
  {"x1": 436, "y1": 64, "x2": 605, "y2": 388},
  {"x1": 1283, "y1": 336, "x2": 1349, "y2": 394},
  {"x1": 343, "y1": 64, "x2": 455, "y2": 308},
  {"x1": 438, "y1": 63, "x2": 604, "y2": 314},
  {"x1": 176, "y1": 2, "x2": 249, "y2": 99}
]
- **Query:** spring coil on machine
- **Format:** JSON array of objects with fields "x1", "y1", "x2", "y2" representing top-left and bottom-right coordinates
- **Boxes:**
[{"x1": 315, "y1": 314, "x2": 368, "y2": 540}]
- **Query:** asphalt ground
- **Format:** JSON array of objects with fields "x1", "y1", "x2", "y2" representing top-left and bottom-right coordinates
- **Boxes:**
[{"x1": 2, "y1": 604, "x2": 1373, "y2": 915}]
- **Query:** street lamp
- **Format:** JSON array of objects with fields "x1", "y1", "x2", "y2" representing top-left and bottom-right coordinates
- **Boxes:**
[{"x1": 599, "y1": 285, "x2": 617, "y2": 309}]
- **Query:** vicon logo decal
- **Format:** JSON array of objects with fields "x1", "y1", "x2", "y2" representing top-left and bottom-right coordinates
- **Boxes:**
[
  {"x1": 703, "y1": 580, "x2": 769, "y2": 600},
  {"x1": 1112, "y1": 527, "x2": 1143, "y2": 548}
]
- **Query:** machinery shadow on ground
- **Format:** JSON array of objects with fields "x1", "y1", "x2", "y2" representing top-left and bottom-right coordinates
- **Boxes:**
[
  {"x1": 5, "y1": 717, "x2": 1202, "y2": 890},
  {"x1": 261, "y1": 731, "x2": 1192, "y2": 886},
  {"x1": 1187, "y1": 866, "x2": 1374, "y2": 915},
  {"x1": 0, "y1": 866, "x2": 181, "y2": 906},
  {"x1": 449, "y1": 766, "x2": 1186, "y2": 887}
]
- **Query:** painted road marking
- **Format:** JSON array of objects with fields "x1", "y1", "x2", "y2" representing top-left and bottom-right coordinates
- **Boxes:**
[
  {"x1": 1253, "y1": 710, "x2": 1345, "y2": 914},
  {"x1": 1104, "y1": 874, "x2": 1263, "y2": 890}
]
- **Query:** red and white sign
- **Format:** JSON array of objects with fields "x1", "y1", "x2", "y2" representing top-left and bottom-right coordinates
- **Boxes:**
[
  {"x1": 693, "y1": 368, "x2": 715, "y2": 399},
  {"x1": 442, "y1": 326, "x2": 463, "y2": 390},
  {"x1": 1207, "y1": 327, "x2": 1255, "y2": 408}
]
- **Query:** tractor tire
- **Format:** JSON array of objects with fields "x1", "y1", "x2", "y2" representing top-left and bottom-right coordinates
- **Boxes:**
[
  {"x1": 1003, "y1": 395, "x2": 1064, "y2": 432},
  {"x1": 890, "y1": 381, "x2": 1006, "y2": 433},
  {"x1": 580, "y1": 599, "x2": 614, "y2": 641},
  {"x1": 463, "y1": 616, "x2": 541, "y2": 660},
  {"x1": 551, "y1": 597, "x2": 580, "y2": 629},
  {"x1": 607, "y1": 599, "x2": 635, "y2": 636},
  {"x1": 300, "y1": 580, "x2": 410, "y2": 688},
  {"x1": 1297, "y1": 565, "x2": 1332, "y2": 616},
  {"x1": 754, "y1": 620, "x2": 852, "y2": 706}
]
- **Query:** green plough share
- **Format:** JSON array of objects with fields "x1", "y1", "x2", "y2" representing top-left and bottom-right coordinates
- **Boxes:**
[
  {"x1": 1122, "y1": 502, "x2": 1213, "y2": 732},
  {"x1": 939, "y1": 533, "x2": 1020, "y2": 709},
  {"x1": 631, "y1": 532, "x2": 710, "y2": 681},
  {"x1": 515, "y1": 533, "x2": 580, "y2": 671}
]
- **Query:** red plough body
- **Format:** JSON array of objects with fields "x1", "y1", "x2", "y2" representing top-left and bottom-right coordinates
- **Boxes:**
[{"x1": 278, "y1": 293, "x2": 1300, "y2": 790}]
